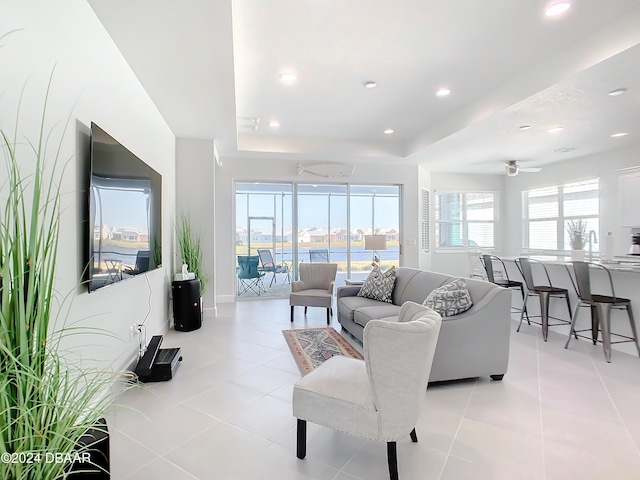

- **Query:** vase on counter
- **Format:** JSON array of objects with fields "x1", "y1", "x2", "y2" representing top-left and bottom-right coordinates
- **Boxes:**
[{"x1": 570, "y1": 249, "x2": 585, "y2": 261}]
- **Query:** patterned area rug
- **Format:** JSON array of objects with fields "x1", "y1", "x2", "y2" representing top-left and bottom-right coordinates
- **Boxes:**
[{"x1": 283, "y1": 327, "x2": 364, "y2": 375}]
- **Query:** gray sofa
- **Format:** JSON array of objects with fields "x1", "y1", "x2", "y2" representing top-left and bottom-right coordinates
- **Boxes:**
[{"x1": 336, "y1": 267, "x2": 512, "y2": 382}]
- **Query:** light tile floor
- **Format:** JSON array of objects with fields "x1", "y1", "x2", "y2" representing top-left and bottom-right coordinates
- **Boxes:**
[{"x1": 106, "y1": 299, "x2": 640, "y2": 479}]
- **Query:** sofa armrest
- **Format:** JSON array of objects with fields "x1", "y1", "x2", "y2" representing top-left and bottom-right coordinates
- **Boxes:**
[
  {"x1": 337, "y1": 285, "x2": 362, "y2": 298},
  {"x1": 291, "y1": 280, "x2": 305, "y2": 292}
]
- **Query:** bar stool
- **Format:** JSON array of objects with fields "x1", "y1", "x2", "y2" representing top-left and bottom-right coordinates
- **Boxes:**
[
  {"x1": 515, "y1": 257, "x2": 572, "y2": 341},
  {"x1": 565, "y1": 261, "x2": 640, "y2": 362},
  {"x1": 480, "y1": 255, "x2": 528, "y2": 319}
]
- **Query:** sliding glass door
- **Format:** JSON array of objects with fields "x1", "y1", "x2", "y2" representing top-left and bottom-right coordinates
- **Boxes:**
[{"x1": 235, "y1": 182, "x2": 401, "y2": 297}]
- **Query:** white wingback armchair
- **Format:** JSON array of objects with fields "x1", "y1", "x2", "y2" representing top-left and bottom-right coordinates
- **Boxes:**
[
  {"x1": 290, "y1": 262, "x2": 338, "y2": 324},
  {"x1": 292, "y1": 301, "x2": 442, "y2": 480}
]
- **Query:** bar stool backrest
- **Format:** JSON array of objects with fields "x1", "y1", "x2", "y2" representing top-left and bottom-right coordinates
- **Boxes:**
[
  {"x1": 571, "y1": 261, "x2": 618, "y2": 303},
  {"x1": 572, "y1": 261, "x2": 593, "y2": 302},
  {"x1": 481, "y1": 255, "x2": 509, "y2": 283},
  {"x1": 516, "y1": 257, "x2": 553, "y2": 290}
]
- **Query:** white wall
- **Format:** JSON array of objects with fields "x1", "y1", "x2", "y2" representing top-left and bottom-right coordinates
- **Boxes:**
[
  {"x1": 214, "y1": 158, "x2": 422, "y2": 303},
  {"x1": 175, "y1": 138, "x2": 216, "y2": 315},
  {"x1": 3, "y1": 1, "x2": 176, "y2": 370},
  {"x1": 503, "y1": 143, "x2": 640, "y2": 257},
  {"x1": 429, "y1": 172, "x2": 505, "y2": 277}
]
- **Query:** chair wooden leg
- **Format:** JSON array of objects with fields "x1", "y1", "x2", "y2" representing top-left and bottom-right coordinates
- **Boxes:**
[
  {"x1": 326, "y1": 308, "x2": 330, "y2": 325},
  {"x1": 290, "y1": 305, "x2": 294, "y2": 322},
  {"x1": 304, "y1": 306, "x2": 308, "y2": 315},
  {"x1": 410, "y1": 428, "x2": 418, "y2": 443},
  {"x1": 296, "y1": 419, "x2": 306, "y2": 459},
  {"x1": 387, "y1": 441, "x2": 398, "y2": 480}
]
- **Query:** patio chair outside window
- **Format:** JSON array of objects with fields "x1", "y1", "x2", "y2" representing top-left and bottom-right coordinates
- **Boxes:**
[
  {"x1": 237, "y1": 255, "x2": 266, "y2": 296},
  {"x1": 309, "y1": 249, "x2": 329, "y2": 263},
  {"x1": 257, "y1": 249, "x2": 291, "y2": 287}
]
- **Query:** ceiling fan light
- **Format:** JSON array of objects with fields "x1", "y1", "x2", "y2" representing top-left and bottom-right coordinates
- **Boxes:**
[{"x1": 505, "y1": 161, "x2": 519, "y2": 176}]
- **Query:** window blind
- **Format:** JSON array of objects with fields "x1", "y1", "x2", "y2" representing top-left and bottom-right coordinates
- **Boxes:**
[
  {"x1": 522, "y1": 179, "x2": 599, "y2": 251},
  {"x1": 435, "y1": 191, "x2": 496, "y2": 248}
]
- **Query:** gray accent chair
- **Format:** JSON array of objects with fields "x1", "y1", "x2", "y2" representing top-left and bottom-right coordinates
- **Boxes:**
[
  {"x1": 337, "y1": 267, "x2": 512, "y2": 382},
  {"x1": 290, "y1": 263, "x2": 338, "y2": 324},
  {"x1": 293, "y1": 302, "x2": 442, "y2": 480}
]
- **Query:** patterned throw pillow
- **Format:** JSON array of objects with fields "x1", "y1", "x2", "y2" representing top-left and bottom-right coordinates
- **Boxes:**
[
  {"x1": 423, "y1": 278, "x2": 473, "y2": 317},
  {"x1": 357, "y1": 265, "x2": 396, "y2": 303}
]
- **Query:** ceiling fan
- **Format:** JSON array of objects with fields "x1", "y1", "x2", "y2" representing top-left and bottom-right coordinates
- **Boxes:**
[{"x1": 504, "y1": 160, "x2": 542, "y2": 176}]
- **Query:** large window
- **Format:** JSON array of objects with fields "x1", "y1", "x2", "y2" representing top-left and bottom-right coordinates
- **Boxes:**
[
  {"x1": 522, "y1": 178, "x2": 599, "y2": 252},
  {"x1": 435, "y1": 191, "x2": 496, "y2": 249},
  {"x1": 235, "y1": 182, "x2": 400, "y2": 297}
]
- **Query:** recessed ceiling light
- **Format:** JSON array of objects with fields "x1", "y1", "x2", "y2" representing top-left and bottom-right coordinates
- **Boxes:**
[
  {"x1": 279, "y1": 72, "x2": 297, "y2": 85},
  {"x1": 519, "y1": 125, "x2": 532, "y2": 130},
  {"x1": 384, "y1": 129, "x2": 394, "y2": 134},
  {"x1": 545, "y1": 1, "x2": 571, "y2": 17},
  {"x1": 608, "y1": 88, "x2": 627, "y2": 96},
  {"x1": 611, "y1": 132, "x2": 629, "y2": 138},
  {"x1": 436, "y1": 87, "x2": 451, "y2": 97},
  {"x1": 363, "y1": 81, "x2": 377, "y2": 89},
  {"x1": 548, "y1": 126, "x2": 564, "y2": 133},
  {"x1": 268, "y1": 120, "x2": 280, "y2": 128}
]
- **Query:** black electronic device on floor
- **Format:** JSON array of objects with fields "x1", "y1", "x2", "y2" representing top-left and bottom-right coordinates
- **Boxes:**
[
  {"x1": 172, "y1": 279, "x2": 202, "y2": 331},
  {"x1": 134, "y1": 335, "x2": 182, "y2": 383}
]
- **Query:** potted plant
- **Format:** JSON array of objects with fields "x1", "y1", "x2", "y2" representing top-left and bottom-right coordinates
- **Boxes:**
[
  {"x1": 1, "y1": 75, "x2": 124, "y2": 479},
  {"x1": 176, "y1": 213, "x2": 207, "y2": 295},
  {"x1": 566, "y1": 219, "x2": 587, "y2": 260}
]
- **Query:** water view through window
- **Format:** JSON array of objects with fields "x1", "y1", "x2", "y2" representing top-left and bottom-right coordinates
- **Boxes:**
[{"x1": 235, "y1": 182, "x2": 401, "y2": 297}]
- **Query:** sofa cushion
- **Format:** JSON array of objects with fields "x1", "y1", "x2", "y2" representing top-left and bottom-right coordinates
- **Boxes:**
[
  {"x1": 423, "y1": 278, "x2": 473, "y2": 317},
  {"x1": 357, "y1": 265, "x2": 396, "y2": 303},
  {"x1": 392, "y1": 268, "x2": 452, "y2": 305},
  {"x1": 338, "y1": 295, "x2": 385, "y2": 323},
  {"x1": 354, "y1": 304, "x2": 402, "y2": 328}
]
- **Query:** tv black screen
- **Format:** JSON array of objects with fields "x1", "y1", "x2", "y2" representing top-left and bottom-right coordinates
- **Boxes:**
[{"x1": 87, "y1": 122, "x2": 162, "y2": 292}]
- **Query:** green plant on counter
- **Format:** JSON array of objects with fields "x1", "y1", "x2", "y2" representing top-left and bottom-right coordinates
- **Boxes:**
[
  {"x1": 566, "y1": 219, "x2": 587, "y2": 250},
  {"x1": 0, "y1": 70, "x2": 124, "y2": 479},
  {"x1": 177, "y1": 213, "x2": 207, "y2": 294}
]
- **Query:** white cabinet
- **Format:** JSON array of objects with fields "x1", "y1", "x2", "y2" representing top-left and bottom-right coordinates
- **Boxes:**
[{"x1": 620, "y1": 170, "x2": 640, "y2": 226}]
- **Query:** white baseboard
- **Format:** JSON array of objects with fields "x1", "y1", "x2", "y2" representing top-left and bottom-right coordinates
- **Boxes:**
[{"x1": 216, "y1": 294, "x2": 236, "y2": 304}]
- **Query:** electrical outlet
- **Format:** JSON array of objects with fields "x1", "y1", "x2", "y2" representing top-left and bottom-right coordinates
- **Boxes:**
[{"x1": 128, "y1": 324, "x2": 138, "y2": 340}]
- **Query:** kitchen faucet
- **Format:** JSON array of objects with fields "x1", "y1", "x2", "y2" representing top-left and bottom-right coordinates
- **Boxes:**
[{"x1": 588, "y1": 230, "x2": 598, "y2": 261}]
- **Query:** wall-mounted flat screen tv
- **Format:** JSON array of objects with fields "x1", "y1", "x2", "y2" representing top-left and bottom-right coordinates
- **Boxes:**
[{"x1": 86, "y1": 122, "x2": 162, "y2": 292}]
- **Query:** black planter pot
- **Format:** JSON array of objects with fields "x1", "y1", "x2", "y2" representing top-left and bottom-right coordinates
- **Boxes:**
[{"x1": 67, "y1": 417, "x2": 110, "y2": 479}]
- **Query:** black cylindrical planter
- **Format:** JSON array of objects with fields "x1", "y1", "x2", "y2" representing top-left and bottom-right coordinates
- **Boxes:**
[{"x1": 172, "y1": 279, "x2": 202, "y2": 331}]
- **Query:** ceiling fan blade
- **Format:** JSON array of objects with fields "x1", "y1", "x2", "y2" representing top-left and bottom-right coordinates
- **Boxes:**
[{"x1": 519, "y1": 167, "x2": 541, "y2": 173}]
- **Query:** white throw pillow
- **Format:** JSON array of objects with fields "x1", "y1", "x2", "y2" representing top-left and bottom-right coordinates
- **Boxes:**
[
  {"x1": 423, "y1": 278, "x2": 473, "y2": 317},
  {"x1": 357, "y1": 265, "x2": 396, "y2": 303}
]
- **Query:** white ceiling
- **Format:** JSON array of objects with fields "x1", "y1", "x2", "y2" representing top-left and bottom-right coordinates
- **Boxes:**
[{"x1": 88, "y1": 0, "x2": 640, "y2": 174}]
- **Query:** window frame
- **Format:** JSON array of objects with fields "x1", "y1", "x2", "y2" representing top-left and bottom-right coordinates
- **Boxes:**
[
  {"x1": 521, "y1": 178, "x2": 600, "y2": 253},
  {"x1": 434, "y1": 190, "x2": 498, "y2": 251}
]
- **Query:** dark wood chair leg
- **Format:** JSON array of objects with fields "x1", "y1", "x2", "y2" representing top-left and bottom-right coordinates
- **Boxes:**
[
  {"x1": 304, "y1": 306, "x2": 308, "y2": 315},
  {"x1": 387, "y1": 442, "x2": 398, "y2": 480},
  {"x1": 326, "y1": 308, "x2": 330, "y2": 325},
  {"x1": 410, "y1": 428, "x2": 418, "y2": 442},
  {"x1": 297, "y1": 419, "x2": 306, "y2": 459},
  {"x1": 290, "y1": 305, "x2": 294, "y2": 322}
]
